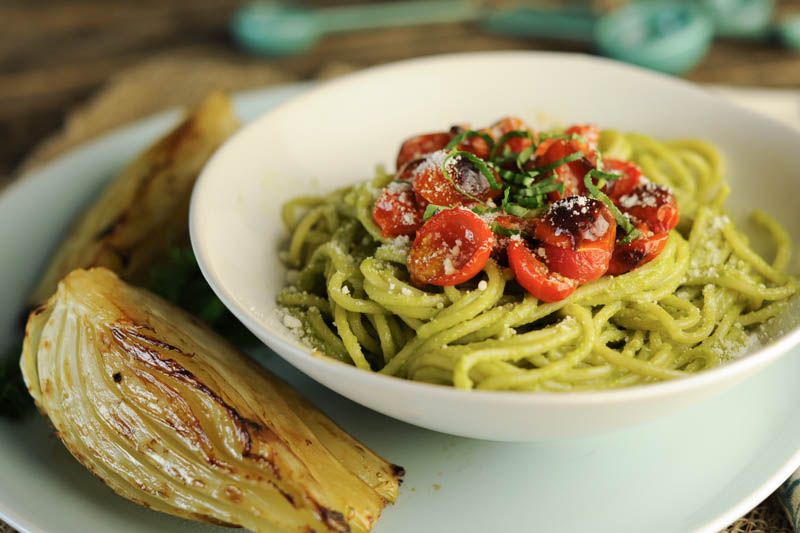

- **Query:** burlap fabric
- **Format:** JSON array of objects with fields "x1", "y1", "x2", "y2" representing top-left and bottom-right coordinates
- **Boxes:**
[{"x1": 4, "y1": 51, "x2": 792, "y2": 533}]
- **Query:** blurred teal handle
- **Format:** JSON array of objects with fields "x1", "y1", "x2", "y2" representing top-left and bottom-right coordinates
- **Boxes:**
[
  {"x1": 481, "y1": 8, "x2": 596, "y2": 42},
  {"x1": 232, "y1": 1, "x2": 484, "y2": 56},
  {"x1": 317, "y1": 0, "x2": 482, "y2": 33}
]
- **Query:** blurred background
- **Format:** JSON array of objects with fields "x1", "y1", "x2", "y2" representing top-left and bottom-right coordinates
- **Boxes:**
[{"x1": 3, "y1": 0, "x2": 800, "y2": 179}]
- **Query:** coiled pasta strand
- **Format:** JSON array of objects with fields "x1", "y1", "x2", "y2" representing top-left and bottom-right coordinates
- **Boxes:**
[{"x1": 277, "y1": 132, "x2": 798, "y2": 392}]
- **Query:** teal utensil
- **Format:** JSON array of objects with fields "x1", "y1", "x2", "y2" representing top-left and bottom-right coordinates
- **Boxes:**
[
  {"x1": 778, "y1": 14, "x2": 800, "y2": 51},
  {"x1": 594, "y1": 2, "x2": 714, "y2": 75},
  {"x1": 483, "y1": 2, "x2": 714, "y2": 75},
  {"x1": 701, "y1": 0, "x2": 774, "y2": 37},
  {"x1": 231, "y1": 0, "x2": 789, "y2": 74},
  {"x1": 232, "y1": 1, "x2": 482, "y2": 56}
]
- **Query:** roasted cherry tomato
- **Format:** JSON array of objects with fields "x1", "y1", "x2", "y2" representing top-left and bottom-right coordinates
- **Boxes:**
[
  {"x1": 601, "y1": 158, "x2": 642, "y2": 200},
  {"x1": 408, "y1": 208, "x2": 494, "y2": 286},
  {"x1": 531, "y1": 139, "x2": 593, "y2": 201},
  {"x1": 565, "y1": 124, "x2": 600, "y2": 152},
  {"x1": 450, "y1": 125, "x2": 492, "y2": 160},
  {"x1": 488, "y1": 116, "x2": 538, "y2": 157},
  {"x1": 412, "y1": 151, "x2": 502, "y2": 207},
  {"x1": 396, "y1": 132, "x2": 452, "y2": 170},
  {"x1": 489, "y1": 215, "x2": 531, "y2": 260},
  {"x1": 396, "y1": 157, "x2": 426, "y2": 181},
  {"x1": 507, "y1": 239, "x2": 579, "y2": 302},
  {"x1": 533, "y1": 196, "x2": 616, "y2": 283},
  {"x1": 608, "y1": 230, "x2": 669, "y2": 275},
  {"x1": 617, "y1": 181, "x2": 679, "y2": 234},
  {"x1": 372, "y1": 181, "x2": 423, "y2": 238}
]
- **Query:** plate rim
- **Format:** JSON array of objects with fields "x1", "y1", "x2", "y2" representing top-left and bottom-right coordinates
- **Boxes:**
[{"x1": 2, "y1": 72, "x2": 798, "y2": 533}]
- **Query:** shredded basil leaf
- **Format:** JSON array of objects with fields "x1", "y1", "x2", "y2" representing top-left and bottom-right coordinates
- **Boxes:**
[
  {"x1": 535, "y1": 150, "x2": 584, "y2": 174},
  {"x1": 423, "y1": 204, "x2": 448, "y2": 220},
  {"x1": 583, "y1": 174, "x2": 638, "y2": 239},
  {"x1": 445, "y1": 150, "x2": 502, "y2": 190},
  {"x1": 539, "y1": 132, "x2": 587, "y2": 145},
  {"x1": 491, "y1": 223, "x2": 521, "y2": 237},
  {"x1": 516, "y1": 144, "x2": 536, "y2": 171},
  {"x1": 490, "y1": 130, "x2": 534, "y2": 159},
  {"x1": 506, "y1": 203, "x2": 529, "y2": 217},
  {"x1": 446, "y1": 130, "x2": 495, "y2": 152}
]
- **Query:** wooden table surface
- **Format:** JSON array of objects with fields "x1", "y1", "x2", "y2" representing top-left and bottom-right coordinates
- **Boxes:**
[{"x1": 3, "y1": 0, "x2": 800, "y2": 179}]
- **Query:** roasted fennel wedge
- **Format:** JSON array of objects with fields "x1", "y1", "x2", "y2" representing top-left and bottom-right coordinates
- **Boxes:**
[
  {"x1": 29, "y1": 92, "x2": 239, "y2": 306},
  {"x1": 22, "y1": 268, "x2": 401, "y2": 532}
]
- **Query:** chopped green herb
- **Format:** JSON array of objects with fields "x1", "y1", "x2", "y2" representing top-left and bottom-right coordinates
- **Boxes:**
[
  {"x1": 535, "y1": 150, "x2": 584, "y2": 174},
  {"x1": 583, "y1": 174, "x2": 639, "y2": 240},
  {"x1": 586, "y1": 168, "x2": 621, "y2": 182},
  {"x1": 423, "y1": 204, "x2": 448, "y2": 220},
  {"x1": 442, "y1": 150, "x2": 501, "y2": 197},
  {"x1": 491, "y1": 223, "x2": 521, "y2": 237},
  {"x1": 619, "y1": 227, "x2": 641, "y2": 245},
  {"x1": 505, "y1": 204, "x2": 529, "y2": 217},
  {"x1": 490, "y1": 130, "x2": 534, "y2": 159},
  {"x1": 515, "y1": 144, "x2": 536, "y2": 171},
  {"x1": 539, "y1": 132, "x2": 587, "y2": 144},
  {"x1": 446, "y1": 130, "x2": 494, "y2": 152}
]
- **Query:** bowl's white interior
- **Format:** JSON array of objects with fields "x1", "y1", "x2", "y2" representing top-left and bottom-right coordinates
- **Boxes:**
[{"x1": 193, "y1": 52, "x2": 800, "y2": 364}]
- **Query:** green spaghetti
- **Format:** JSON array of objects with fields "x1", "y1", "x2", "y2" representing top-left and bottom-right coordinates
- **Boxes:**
[{"x1": 277, "y1": 121, "x2": 797, "y2": 392}]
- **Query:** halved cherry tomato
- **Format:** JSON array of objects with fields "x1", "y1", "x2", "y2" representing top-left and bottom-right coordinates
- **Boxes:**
[
  {"x1": 608, "y1": 230, "x2": 669, "y2": 275},
  {"x1": 489, "y1": 215, "x2": 531, "y2": 260},
  {"x1": 534, "y1": 196, "x2": 616, "y2": 283},
  {"x1": 531, "y1": 139, "x2": 593, "y2": 201},
  {"x1": 412, "y1": 151, "x2": 502, "y2": 207},
  {"x1": 602, "y1": 159, "x2": 642, "y2": 200},
  {"x1": 507, "y1": 239, "x2": 579, "y2": 302},
  {"x1": 396, "y1": 157, "x2": 426, "y2": 181},
  {"x1": 488, "y1": 116, "x2": 538, "y2": 157},
  {"x1": 396, "y1": 132, "x2": 452, "y2": 170},
  {"x1": 451, "y1": 125, "x2": 492, "y2": 160},
  {"x1": 617, "y1": 181, "x2": 679, "y2": 234},
  {"x1": 372, "y1": 182, "x2": 423, "y2": 238},
  {"x1": 408, "y1": 208, "x2": 494, "y2": 286},
  {"x1": 565, "y1": 124, "x2": 600, "y2": 152}
]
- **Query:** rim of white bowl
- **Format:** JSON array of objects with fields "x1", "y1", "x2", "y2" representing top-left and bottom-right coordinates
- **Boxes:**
[{"x1": 190, "y1": 50, "x2": 800, "y2": 406}]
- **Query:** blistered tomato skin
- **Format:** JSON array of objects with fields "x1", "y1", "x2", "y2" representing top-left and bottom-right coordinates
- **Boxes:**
[
  {"x1": 408, "y1": 209, "x2": 494, "y2": 286},
  {"x1": 618, "y1": 182, "x2": 679, "y2": 234},
  {"x1": 532, "y1": 140, "x2": 593, "y2": 201},
  {"x1": 450, "y1": 125, "x2": 492, "y2": 160},
  {"x1": 372, "y1": 182, "x2": 423, "y2": 238},
  {"x1": 396, "y1": 157, "x2": 426, "y2": 182},
  {"x1": 396, "y1": 132, "x2": 452, "y2": 170},
  {"x1": 507, "y1": 239, "x2": 579, "y2": 303},
  {"x1": 533, "y1": 196, "x2": 616, "y2": 283},
  {"x1": 489, "y1": 116, "x2": 538, "y2": 156},
  {"x1": 602, "y1": 159, "x2": 642, "y2": 200},
  {"x1": 608, "y1": 231, "x2": 669, "y2": 275},
  {"x1": 565, "y1": 124, "x2": 600, "y2": 152},
  {"x1": 412, "y1": 151, "x2": 502, "y2": 207}
]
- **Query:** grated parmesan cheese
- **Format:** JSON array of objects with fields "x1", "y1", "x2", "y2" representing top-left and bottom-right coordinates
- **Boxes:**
[
  {"x1": 443, "y1": 257, "x2": 456, "y2": 275},
  {"x1": 282, "y1": 314, "x2": 302, "y2": 330}
]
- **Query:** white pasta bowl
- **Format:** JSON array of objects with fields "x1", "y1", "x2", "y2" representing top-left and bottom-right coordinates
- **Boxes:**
[{"x1": 191, "y1": 52, "x2": 800, "y2": 441}]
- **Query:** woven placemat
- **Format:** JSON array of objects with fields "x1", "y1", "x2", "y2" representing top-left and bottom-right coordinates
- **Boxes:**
[{"x1": 5, "y1": 51, "x2": 792, "y2": 533}]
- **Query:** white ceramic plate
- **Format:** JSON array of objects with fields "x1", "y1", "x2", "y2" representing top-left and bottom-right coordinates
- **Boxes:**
[
  {"x1": 2, "y1": 81, "x2": 800, "y2": 533},
  {"x1": 191, "y1": 52, "x2": 800, "y2": 441}
]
